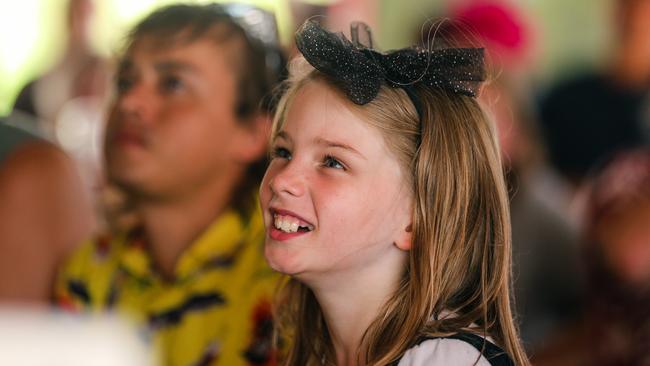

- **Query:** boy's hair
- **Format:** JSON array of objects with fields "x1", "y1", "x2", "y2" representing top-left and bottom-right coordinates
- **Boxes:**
[
  {"x1": 272, "y1": 58, "x2": 529, "y2": 366},
  {"x1": 124, "y1": 3, "x2": 284, "y2": 213}
]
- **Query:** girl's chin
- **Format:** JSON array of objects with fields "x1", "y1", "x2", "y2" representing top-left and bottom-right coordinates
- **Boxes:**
[{"x1": 264, "y1": 244, "x2": 302, "y2": 276}]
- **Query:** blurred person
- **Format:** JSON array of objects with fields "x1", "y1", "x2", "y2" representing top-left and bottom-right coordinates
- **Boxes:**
[
  {"x1": 421, "y1": 1, "x2": 585, "y2": 352},
  {"x1": 534, "y1": 149, "x2": 650, "y2": 366},
  {"x1": 12, "y1": 0, "x2": 109, "y2": 223},
  {"x1": 0, "y1": 117, "x2": 94, "y2": 303},
  {"x1": 13, "y1": 0, "x2": 108, "y2": 135},
  {"x1": 539, "y1": 0, "x2": 650, "y2": 189},
  {"x1": 54, "y1": 4, "x2": 284, "y2": 366},
  {"x1": 487, "y1": 80, "x2": 584, "y2": 353},
  {"x1": 287, "y1": 0, "x2": 377, "y2": 59}
]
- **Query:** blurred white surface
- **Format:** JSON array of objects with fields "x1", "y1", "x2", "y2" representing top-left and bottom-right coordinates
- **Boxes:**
[{"x1": 0, "y1": 307, "x2": 154, "y2": 366}]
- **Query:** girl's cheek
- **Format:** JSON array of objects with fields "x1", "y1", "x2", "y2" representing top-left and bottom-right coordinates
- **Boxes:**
[{"x1": 260, "y1": 168, "x2": 276, "y2": 202}]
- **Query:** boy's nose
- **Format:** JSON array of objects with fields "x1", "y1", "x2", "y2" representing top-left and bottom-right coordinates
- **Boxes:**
[{"x1": 115, "y1": 83, "x2": 157, "y2": 124}]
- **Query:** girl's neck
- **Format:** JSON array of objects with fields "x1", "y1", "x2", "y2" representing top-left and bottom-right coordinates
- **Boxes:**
[{"x1": 307, "y1": 250, "x2": 407, "y2": 366}]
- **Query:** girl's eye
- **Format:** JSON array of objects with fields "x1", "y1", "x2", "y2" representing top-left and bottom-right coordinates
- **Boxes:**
[
  {"x1": 272, "y1": 147, "x2": 292, "y2": 160},
  {"x1": 323, "y1": 155, "x2": 345, "y2": 170}
]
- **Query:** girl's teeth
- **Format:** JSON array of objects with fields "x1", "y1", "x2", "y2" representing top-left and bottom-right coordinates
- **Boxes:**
[
  {"x1": 273, "y1": 214, "x2": 311, "y2": 233},
  {"x1": 281, "y1": 221, "x2": 291, "y2": 232}
]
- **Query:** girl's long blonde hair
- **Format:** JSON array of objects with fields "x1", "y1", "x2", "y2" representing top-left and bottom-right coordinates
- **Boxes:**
[{"x1": 272, "y1": 57, "x2": 529, "y2": 366}]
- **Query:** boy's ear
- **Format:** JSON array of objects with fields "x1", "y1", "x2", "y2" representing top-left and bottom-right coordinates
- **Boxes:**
[
  {"x1": 395, "y1": 223, "x2": 413, "y2": 251},
  {"x1": 234, "y1": 113, "x2": 272, "y2": 163}
]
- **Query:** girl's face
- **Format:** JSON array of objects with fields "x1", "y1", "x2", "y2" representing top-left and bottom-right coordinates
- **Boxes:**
[{"x1": 260, "y1": 80, "x2": 412, "y2": 283}]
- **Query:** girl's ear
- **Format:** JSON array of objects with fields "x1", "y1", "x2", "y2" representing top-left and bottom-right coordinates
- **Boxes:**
[{"x1": 395, "y1": 224, "x2": 413, "y2": 251}]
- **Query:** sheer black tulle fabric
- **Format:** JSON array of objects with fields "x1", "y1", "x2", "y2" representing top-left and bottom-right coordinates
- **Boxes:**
[{"x1": 295, "y1": 20, "x2": 486, "y2": 105}]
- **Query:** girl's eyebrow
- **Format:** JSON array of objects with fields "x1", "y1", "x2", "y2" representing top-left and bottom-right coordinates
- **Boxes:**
[
  {"x1": 315, "y1": 137, "x2": 366, "y2": 160},
  {"x1": 275, "y1": 130, "x2": 366, "y2": 160}
]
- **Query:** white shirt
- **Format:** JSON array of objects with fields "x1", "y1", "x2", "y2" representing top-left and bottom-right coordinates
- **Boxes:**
[{"x1": 397, "y1": 338, "x2": 492, "y2": 366}]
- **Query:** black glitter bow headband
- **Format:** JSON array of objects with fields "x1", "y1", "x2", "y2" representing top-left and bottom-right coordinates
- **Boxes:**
[{"x1": 295, "y1": 20, "x2": 486, "y2": 108}]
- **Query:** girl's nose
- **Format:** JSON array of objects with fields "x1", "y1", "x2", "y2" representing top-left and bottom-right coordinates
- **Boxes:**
[{"x1": 268, "y1": 162, "x2": 306, "y2": 198}]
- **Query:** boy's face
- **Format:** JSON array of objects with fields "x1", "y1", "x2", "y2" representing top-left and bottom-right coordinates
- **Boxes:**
[
  {"x1": 105, "y1": 35, "x2": 250, "y2": 200},
  {"x1": 260, "y1": 81, "x2": 413, "y2": 285}
]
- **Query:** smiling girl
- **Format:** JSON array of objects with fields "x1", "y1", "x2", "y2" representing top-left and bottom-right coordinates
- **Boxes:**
[{"x1": 259, "y1": 21, "x2": 529, "y2": 366}]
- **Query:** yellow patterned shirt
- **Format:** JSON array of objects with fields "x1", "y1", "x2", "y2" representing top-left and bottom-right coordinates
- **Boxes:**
[{"x1": 55, "y1": 208, "x2": 280, "y2": 366}]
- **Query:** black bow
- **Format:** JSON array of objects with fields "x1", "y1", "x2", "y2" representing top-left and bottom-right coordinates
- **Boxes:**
[{"x1": 295, "y1": 20, "x2": 485, "y2": 105}]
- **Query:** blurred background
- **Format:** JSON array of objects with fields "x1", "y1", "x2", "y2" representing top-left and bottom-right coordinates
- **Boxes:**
[
  {"x1": 0, "y1": 0, "x2": 615, "y2": 116},
  {"x1": 1, "y1": 0, "x2": 648, "y2": 365}
]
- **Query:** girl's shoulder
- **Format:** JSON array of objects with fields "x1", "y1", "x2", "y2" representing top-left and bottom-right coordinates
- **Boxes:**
[{"x1": 396, "y1": 333, "x2": 515, "y2": 366}]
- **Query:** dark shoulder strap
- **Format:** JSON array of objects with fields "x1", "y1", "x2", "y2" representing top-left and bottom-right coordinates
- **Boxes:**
[
  {"x1": 444, "y1": 333, "x2": 514, "y2": 366},
  {"x1": 391, "y1": 332, "x2": 515, "y2": 366}
]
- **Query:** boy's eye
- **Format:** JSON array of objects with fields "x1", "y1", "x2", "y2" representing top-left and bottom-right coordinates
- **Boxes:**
[
  {"x1": 115, "y1": 75, "x2": 134, "y2": 94},
  {"x1": 161, "y1": 75, "x2": 183, "y2": 92},
  {"x1": 272, "y1": 147, "x2": 292, "y2": 160},
  {"x1": 323, "y1": 155, "x2": 345, "y2": 170}
]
